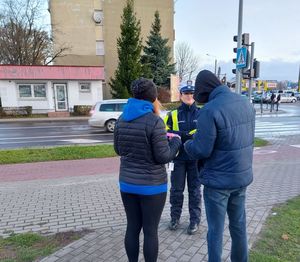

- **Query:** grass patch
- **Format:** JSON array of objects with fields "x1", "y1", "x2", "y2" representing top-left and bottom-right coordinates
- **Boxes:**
[
  {"x1": 0, "y1": 145, "x2": 116, "y2": 165},
  {"x1": 0, "y1": 138, "x2": 268, "y2": 165},
  {"x1": 0, "y1": 230, "x2": 91, "y2": 262},
  {"x1": 254, "y1": 137, "x2": 269, "y2": 147},
  {"x1": 250, "y1": 195, "x2": 300, "y2": 261}
]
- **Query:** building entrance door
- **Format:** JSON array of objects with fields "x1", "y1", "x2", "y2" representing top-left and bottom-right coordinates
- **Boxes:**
[{"x1": 54, "y1": 84, "x2": 68, "y2": 111}]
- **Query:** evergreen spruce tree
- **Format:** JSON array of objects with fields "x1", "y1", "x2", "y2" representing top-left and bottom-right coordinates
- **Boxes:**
[
  {"x1": 110, "y1": 0, "x2": 143, "y2": 98},
  {"x1": 141, "y1": 11, "x2": 175, "y2": 87}
]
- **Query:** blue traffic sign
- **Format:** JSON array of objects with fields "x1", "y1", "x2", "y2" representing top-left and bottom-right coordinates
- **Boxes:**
[{"x1": 236, "y1": 47, "x2": 248, "y2": 69}]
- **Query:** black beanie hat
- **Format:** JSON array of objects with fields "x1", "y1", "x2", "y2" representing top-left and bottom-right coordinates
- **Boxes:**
[
  {"x1": 131, "y1": 78, "x2": 158, "y2": 102},
  {"x1": 194, "y1": 70, "x2": 222, "y2": 103}
]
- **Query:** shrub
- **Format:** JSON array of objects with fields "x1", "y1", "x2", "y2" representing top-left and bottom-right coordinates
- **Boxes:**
[
  {"x1": 73, "y1": 105, "x2": 92, "y2": 116},
  {"x1": 0, "y1": 107, "x2": 6, "y2": 117},
  {"x1": 25, "y1": 106, "x2": 32, "y2": 116},
  {"x1": 162, "y1": 102, "x2": 181, "y2": 111},
  {"x1": 158, "y1": 87, "x2": 171, "y2": 103}
]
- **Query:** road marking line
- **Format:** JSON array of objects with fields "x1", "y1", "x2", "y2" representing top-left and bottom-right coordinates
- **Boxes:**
[
  {"x1": 290, "y1": 145, "x2": 300, "y2": 149},
  {"x1": 0, "y1": 139, "x2": 113, "y2": 145},
  {"x1": 253, "y1": 150, "x2": 277, "y2": 155},
  {"x1": 0, "y1": 125, "x2": 89, "y2": 130},
  {"x1": 61, "y1": 139, "x2": 104, "y2": 144},
  {"x1": 0, "y1": 133, "x2": 112, "y2": 141}
]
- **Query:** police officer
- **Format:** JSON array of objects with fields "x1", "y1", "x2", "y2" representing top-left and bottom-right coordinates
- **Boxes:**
[{"x1": 164, "y1": 84, "x2": 202, "y2": 234}]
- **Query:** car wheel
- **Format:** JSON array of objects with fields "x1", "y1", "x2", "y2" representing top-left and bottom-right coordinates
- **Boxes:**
[
  {"x1": 292, "y1": 99, "x2": 296, "y2": 103},
  {"x1": 105, "y1": 119, "x2": 116, "y2": 133}
]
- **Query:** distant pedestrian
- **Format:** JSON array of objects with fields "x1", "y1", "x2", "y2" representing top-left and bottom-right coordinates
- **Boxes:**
[
  {"x1": 276, "y1": 93, "x2": 281, "y2": 111},
  {"x1": 114, "y1": 78, "x2": 181, "y2": 262},
  {"x1": 184, "y1": 70, "x2": 255, "y2": 262},
  {"x1": 270, "y1": 92, "x2": 276, "y2": 112},
  {"x1": 164, "y1": 84, "x2": 202, "y2": 235}
]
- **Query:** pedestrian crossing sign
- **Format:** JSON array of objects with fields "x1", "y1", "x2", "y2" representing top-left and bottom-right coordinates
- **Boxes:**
[{"x1": 236, "y1": 47, "x2": 248, "y2": 69}]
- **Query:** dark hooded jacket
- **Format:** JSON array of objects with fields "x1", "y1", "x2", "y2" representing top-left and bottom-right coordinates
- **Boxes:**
[
  {"x1": 184, "y1": 70, "x2": 256, "y2": 189},
  {"x1": 114, "y1": 98, "x2": 181, "y2": 192}
]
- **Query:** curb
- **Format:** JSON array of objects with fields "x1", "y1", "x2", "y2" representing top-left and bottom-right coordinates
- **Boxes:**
[{"x1": 0, "y1": 117, "x2": 89, "y2": 123}]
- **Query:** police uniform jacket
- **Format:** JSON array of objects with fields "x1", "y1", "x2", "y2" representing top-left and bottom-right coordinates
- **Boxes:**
[{"x1": 165, "y1": 102, "x2": 199, "y2": 161}]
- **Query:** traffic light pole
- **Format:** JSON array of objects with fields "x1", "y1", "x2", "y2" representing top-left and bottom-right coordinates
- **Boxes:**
[
  {"x1": 236, "y1": 0, "x2": 243, "y2": 94},
  {"x1": 248, "y1": 42, "x2": 255, "y2": 102},
  {"x1": 298, "y1": 66, "x2": 300, "y2": 92}
]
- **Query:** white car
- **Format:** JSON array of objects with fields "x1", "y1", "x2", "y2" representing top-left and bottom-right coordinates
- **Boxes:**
[
  {"x1": 88, "y1": 99, "x2": 127, "y2": 132},
  {"x1": 88, "y1": 99, "x2": 168, "y2": 132},
  {"x1": 277, "y1": 93, "x2": 297, "y2": 103}
]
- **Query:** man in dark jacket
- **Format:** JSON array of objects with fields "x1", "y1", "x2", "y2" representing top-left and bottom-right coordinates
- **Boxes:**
[
  {"x1": 184, "y1": 70, "x2": 255, "y2": 262},
  {"x1": 164, "y1": 84, "x2": 201, "y2": 235},
  {"x1": 270, "y1": 92, "x2": 276, "y2": 112}
]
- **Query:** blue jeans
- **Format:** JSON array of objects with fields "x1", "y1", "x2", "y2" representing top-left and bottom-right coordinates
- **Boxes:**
[{"x1": 204, "y1": 186, "x2": 248, "y2": 262}]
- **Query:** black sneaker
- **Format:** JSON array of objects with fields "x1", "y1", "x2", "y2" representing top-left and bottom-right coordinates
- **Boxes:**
[
  {"x1": 187, "y1": 222, "x2": 199, "y2": 235},
  {"x1": 168, "y1": 219, "x2": 179, "y2": 231}
]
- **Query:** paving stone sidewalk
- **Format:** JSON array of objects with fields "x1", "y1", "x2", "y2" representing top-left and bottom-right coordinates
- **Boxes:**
[{"x1": 1, "y1": 135, "x2": 300, "y2": 261}]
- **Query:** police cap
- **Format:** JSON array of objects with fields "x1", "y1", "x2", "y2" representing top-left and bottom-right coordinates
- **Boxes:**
[{"x1": 180, "y1": 85, "x2": 195, "y2": 94}]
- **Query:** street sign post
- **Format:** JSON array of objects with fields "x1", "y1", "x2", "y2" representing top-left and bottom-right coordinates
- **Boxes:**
[{"x1": 236, "y1": 47, "x2": 248, "y2": 69}]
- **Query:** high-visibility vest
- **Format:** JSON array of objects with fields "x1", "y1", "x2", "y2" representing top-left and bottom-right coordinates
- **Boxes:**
[{"x1": 164, "y1": 110, "x2": 196, "y2": 135}]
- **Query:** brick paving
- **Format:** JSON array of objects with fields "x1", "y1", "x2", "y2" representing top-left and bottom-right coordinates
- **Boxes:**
[{"x1": 1, "y1": 134, "x2": 300, "y2": 261}]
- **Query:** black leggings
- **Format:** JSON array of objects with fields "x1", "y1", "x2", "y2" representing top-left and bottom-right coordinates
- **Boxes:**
[{"x1": 121, "y1": 192, "x2": 167, "y2": 262}]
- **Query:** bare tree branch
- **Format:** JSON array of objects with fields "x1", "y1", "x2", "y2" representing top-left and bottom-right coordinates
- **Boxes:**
[
  {"x1": 0, "y1": 0, "x2": 68, "y2": 65},
  {"x1": 175, "y1": 42, "x2": 200, "y2": 82}
]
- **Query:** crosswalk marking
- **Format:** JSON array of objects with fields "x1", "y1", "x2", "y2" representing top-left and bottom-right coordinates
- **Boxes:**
[
  {"x1": 255, "y1": 121, "x2": 300, "y2": 137},
  {"x1": 61, "y1": 139, "x2": 113, "y2": 144},
  {"x1": 290, "y1": 145, "x2": 300, "y2": 149}
]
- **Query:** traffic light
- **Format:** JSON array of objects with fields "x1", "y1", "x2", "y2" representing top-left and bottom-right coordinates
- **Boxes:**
[
  {"x1": 253, "y1": 59, "x2": 260, "y2": 78},
  {"x1": 242, "y1": 69, "x2": 251, "y2": 79},
  {"x1": 232, "y1": 45, "x2": 238, "y2": 74},
  {"x1": 242, "y1": 33, "x2": 249, "y2": 46},
  {"x1": 233, "y1": 33, "x2": 250, "y2": 46},
  {"x1": 233, "y1": 33, "x2": 251, "y2": 77}
]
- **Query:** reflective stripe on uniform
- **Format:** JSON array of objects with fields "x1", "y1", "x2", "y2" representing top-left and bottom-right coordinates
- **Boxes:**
[
  {"x1": 189, "y1": 129, "x2": 197, "y2": 135},
  {"x1": 164, "y1": 109, "x2": 196, "y2": 134},
  {"x1": 164, "y1": 110, "x2": 179, "y2": 131},
  {"x1": 163, "y1": 114, "x2": 170, "y2": 130},
  {"x1": 171, "y1": 110, "x2": 179, "y2": 131}
]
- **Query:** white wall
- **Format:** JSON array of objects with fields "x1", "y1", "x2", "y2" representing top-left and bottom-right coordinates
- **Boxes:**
[
  {"x1": 0, "y1": 80, "x2": 18, "y2": 107},
  {"x1": 67, "y1": 80, "x2": 103, "y2": 108}
]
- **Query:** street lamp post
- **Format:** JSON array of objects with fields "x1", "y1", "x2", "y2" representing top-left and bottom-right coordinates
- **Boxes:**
[{"x1": 206, "y1": 53, "x2": 217, "y2": 75}]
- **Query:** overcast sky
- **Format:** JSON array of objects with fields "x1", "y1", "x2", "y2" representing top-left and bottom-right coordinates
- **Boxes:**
[
  {"x1": 174, "y1": 0, "x2": 300, "y2": 81},
  {"x1": 39, "y1": 0, "x2": 300, "y2": 82}
]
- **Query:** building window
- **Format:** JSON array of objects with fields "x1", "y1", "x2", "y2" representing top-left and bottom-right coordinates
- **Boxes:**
[
  {"x1": 96, "y1": 41, "x2": 104, "y2": 56},
  {"x1": 79, "y1": 83, "x2": 91, "y2": 93},
  {"x1": 34, "y1": 84, "x2": 46, "y2": 97},
  {"x1": 18, "y1": 84, "x2": 46, "y2": 99},
  {"x1": 19, "y1": 85, "x2": 32, "y2": 97}
]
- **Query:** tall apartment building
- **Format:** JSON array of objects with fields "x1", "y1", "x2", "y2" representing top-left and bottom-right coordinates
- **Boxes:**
[{"x1": 48, "y1": 0, "x2": 174, "y2": 98}]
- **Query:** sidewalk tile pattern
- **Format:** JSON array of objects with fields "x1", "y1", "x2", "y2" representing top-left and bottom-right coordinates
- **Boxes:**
[{"x1": 1, "y1": 135, "x2": 300, "y2": 261}]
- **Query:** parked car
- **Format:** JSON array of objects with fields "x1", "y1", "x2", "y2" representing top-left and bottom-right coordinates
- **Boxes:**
[
  {"x1": 277, "y1": 93, "x2": 297, "y2": 103},
  {"x1": 252, "y1": 92, "x2": 270, "y2": 103},
  {"x1": 88, "y1": 99, "x2": 127, "y2": 132},
  {"x1": 293, "y1": 92, "x2": 300, "y2": 101}
]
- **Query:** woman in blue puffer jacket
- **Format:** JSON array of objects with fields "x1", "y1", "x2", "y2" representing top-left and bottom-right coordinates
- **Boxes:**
[{"x1": 114, "y1": 78, "x2": 181, "y2": 262}]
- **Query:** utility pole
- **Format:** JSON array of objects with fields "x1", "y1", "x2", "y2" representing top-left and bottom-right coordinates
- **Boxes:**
[
  {"x1": 236, "y1": 0, "x2": 243, "y2": 94},
  {"x1": 206, "y1": 53, "x2": 217, "y2": 75},
  {"x1": 298, "y1": 65, "x2": 300, "y2": 92}
]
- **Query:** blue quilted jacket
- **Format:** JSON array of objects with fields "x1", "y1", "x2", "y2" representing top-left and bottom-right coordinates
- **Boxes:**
[{"x1": 184, "y1": 85, "x2": 256, "y2": 189}]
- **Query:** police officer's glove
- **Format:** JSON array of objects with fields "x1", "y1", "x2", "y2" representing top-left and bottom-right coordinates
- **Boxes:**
[{"x1": 182, "y1": 132, "x2": 193, "y2": 143}]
